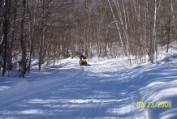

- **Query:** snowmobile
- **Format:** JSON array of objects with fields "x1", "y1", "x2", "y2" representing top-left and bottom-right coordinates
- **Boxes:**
[
  {"x1": 79, "y1": 58, "x2": 87, "y2": 65},
  {"x1": 79, "y1": 55, "x2": 88, "y2": 65}
]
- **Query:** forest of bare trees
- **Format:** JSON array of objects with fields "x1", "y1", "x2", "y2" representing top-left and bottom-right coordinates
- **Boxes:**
[{"x1": 1, "y1": 0, "x2": 177, "y2": 77}]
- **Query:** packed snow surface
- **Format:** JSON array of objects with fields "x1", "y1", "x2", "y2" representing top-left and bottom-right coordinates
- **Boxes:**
[{"x1": 0, "y1": 55, "x2": 177, "y2": 119}]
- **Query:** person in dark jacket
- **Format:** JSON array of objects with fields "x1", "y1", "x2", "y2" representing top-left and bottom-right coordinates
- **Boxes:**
[{"x1": 80, "y1": 54, "x2": 86, "y2": 60}]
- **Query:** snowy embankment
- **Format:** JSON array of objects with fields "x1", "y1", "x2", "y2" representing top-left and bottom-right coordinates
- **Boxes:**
[{"x1": 0, "y1": 46, "x2": 177, "y2": 119}]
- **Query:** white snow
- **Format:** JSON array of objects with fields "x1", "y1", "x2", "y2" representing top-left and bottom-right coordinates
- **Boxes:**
[
  {"x1": 18, "y1": 109, "x2": 44, "y2": 115},
  {"x1": 0, "y1": 86, "x2": 10, "y2": 92},
  {"x1": 0, "y1": 45, "x2": 177, "y2": 119}
]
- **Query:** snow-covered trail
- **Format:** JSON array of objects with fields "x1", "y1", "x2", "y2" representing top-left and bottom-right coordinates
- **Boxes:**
[
  {"x1": 0, "y1": 58, "x2": 177, "y2": 119},
  {"x1": 0, "y1": 58, "x2": 139, "y2": 119}
]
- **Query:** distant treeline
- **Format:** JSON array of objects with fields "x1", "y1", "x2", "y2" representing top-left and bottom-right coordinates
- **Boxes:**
[{"x1": 0, "y1": 0, "x2": 177, "y2": 77}]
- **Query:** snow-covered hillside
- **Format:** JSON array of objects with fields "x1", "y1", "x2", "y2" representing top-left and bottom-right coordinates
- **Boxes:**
[{"x1": 0, "y1": 48, "x2": 177, "y2": 119}]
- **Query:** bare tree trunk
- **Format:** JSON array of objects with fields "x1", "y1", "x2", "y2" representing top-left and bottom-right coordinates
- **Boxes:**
[
  {"x1": 28, "y1": 0, "x2": 37, "y2": 73},
  {"x1": 150, "y1": 0, "x2": 157, "y2": 63},
  {"x1": 166, "y1": 0, "x2": 172, "y2": 53},
  {"x1": 39, "y1": 26, "x2": 46, "y2": 70},
  {"x1": 38, "y1": 1, "x2": 47, "y2": 71},
  {"x1": 166, "y1": 17, "x2": 171, "y2": 53},
  {"x1": 19, "y1": 0, "x2": 27, "y2": 77},
  {"x1": 2, "y1": 0, "x2": 11, "y2": 76},
  {"x1": 107, "y1": 0, "x2": 124, "y2": 56}
]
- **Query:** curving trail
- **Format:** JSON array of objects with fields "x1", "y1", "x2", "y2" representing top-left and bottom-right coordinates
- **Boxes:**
[{"x1": 0, "y1": 58, "x2": 177, "y2": 119}]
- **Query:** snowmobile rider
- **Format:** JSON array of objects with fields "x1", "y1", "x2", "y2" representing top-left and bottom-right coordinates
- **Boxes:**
[
  {"x1": 80, "y1": 54, "x2": 86, "y2": 60},
  {"x1": 79, "y1": 54, "x2": 87, "y2": 65}
]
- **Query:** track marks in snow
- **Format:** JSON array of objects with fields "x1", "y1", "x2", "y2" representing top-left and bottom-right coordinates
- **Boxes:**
[
  {"x1": 1, "y1": 58, "x2": 177, "y2": 119},
  {"x1": 0, "y1": 59, "x2": 142, "y2": 118},
  {"x1": 0, "y1": 63, "x2": 84, "y2": 109}
]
